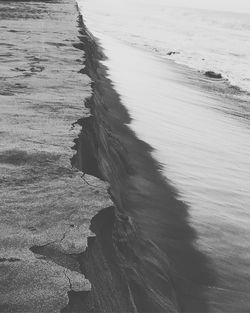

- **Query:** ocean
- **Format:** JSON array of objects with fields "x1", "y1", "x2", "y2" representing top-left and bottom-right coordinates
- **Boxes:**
[
  {"x1": 77, "y1": 0, "x2": 250, "y2": 312},
  {"x1": 78, "y1": 0, "x2": 250, "y2": 94}
]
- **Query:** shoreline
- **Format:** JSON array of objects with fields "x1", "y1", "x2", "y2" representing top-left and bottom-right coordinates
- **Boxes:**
[
  {"x1": 79, "y1": 11, "x2": 250, "y2": 313},
  {"x1": 71, "y1": 7, "x2": 215, "y2": 313}
]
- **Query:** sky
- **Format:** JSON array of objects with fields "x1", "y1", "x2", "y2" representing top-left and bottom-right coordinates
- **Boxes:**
[{"x1": 163, "y1": 0, "x2": 250, "y2": 13}]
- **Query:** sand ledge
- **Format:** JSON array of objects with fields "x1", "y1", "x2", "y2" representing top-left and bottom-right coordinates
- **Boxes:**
[{"x1": 69, "y1": 6, "x2": 216, "y2": 313}]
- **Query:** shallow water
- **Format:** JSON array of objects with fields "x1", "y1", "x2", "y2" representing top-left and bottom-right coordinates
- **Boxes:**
[
  {"x1": 79, "y1": 0, "x2": 250, "y2": 94},
  {"x1": 76, "y1": 14, "x2": 250, "y2": 309},
  {"x1": 76, "y1": 1, "x2": 250, "y2": 310}
]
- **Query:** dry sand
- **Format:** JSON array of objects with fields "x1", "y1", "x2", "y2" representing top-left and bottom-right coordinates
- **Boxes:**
[{"x1": 0, "y1": 1, "x2": 111, "y2": 312}]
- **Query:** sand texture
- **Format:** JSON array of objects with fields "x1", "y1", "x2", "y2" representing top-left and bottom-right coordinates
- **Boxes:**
[{"x1": 0, "y1": 1, "x2": 112, "y2": 312}]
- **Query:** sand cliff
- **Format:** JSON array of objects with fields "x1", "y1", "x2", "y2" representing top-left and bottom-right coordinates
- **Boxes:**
[{"x1": 68, "y1": 9, "x2": 215, "y2": 313}]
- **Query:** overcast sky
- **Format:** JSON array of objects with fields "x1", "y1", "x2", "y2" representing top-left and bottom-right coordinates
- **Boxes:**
[{"x1": 164, "y1": 0, "x2": 250, "y2": 13}]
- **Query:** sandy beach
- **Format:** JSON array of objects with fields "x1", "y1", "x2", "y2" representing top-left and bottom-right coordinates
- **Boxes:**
[
  {"x1": 1, "y1": 0, "x2": 249, "y2": 313},
  {"x1": 0, "y1": 0, "x2": 213, "y2": 312}
]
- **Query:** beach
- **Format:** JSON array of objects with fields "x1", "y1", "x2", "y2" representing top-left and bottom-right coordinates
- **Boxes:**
[
  {"x1": 1, "y1": 0, "x2": 250, "y2": 312},
  {"x1": 0, "y1": 0, "x2": 212, "y2": 311}
]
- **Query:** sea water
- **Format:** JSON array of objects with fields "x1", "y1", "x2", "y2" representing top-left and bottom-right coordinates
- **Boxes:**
[
  {"x1": 78, "y1": 0, "x2": 250, "y2": 93},
  {"x1": 77, "y1": 0, "x2": 250, "y2": 311}
]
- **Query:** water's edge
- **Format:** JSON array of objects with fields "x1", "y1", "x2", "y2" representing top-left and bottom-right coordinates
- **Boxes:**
[{"x1": 67, "y1": 6, "x2": 216, "y2": 312}]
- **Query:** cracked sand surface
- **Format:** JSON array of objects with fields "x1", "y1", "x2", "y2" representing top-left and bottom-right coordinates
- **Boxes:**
[{"x1": 0, "y1": 0, "x2": 112, "y2": 312}]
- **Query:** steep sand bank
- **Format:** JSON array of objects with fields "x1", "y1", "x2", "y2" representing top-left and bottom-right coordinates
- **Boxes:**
[{"x1": 70, "y1": 9, "x2": 216, "y2": 313}]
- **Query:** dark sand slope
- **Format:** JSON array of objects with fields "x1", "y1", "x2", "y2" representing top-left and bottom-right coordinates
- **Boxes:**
[
  {"x1": 0, "y1": 1, "x2": 112, "y2": 312},
  {"x1": 69, "y1": 10, "x2": 216, "y2": 313}
]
